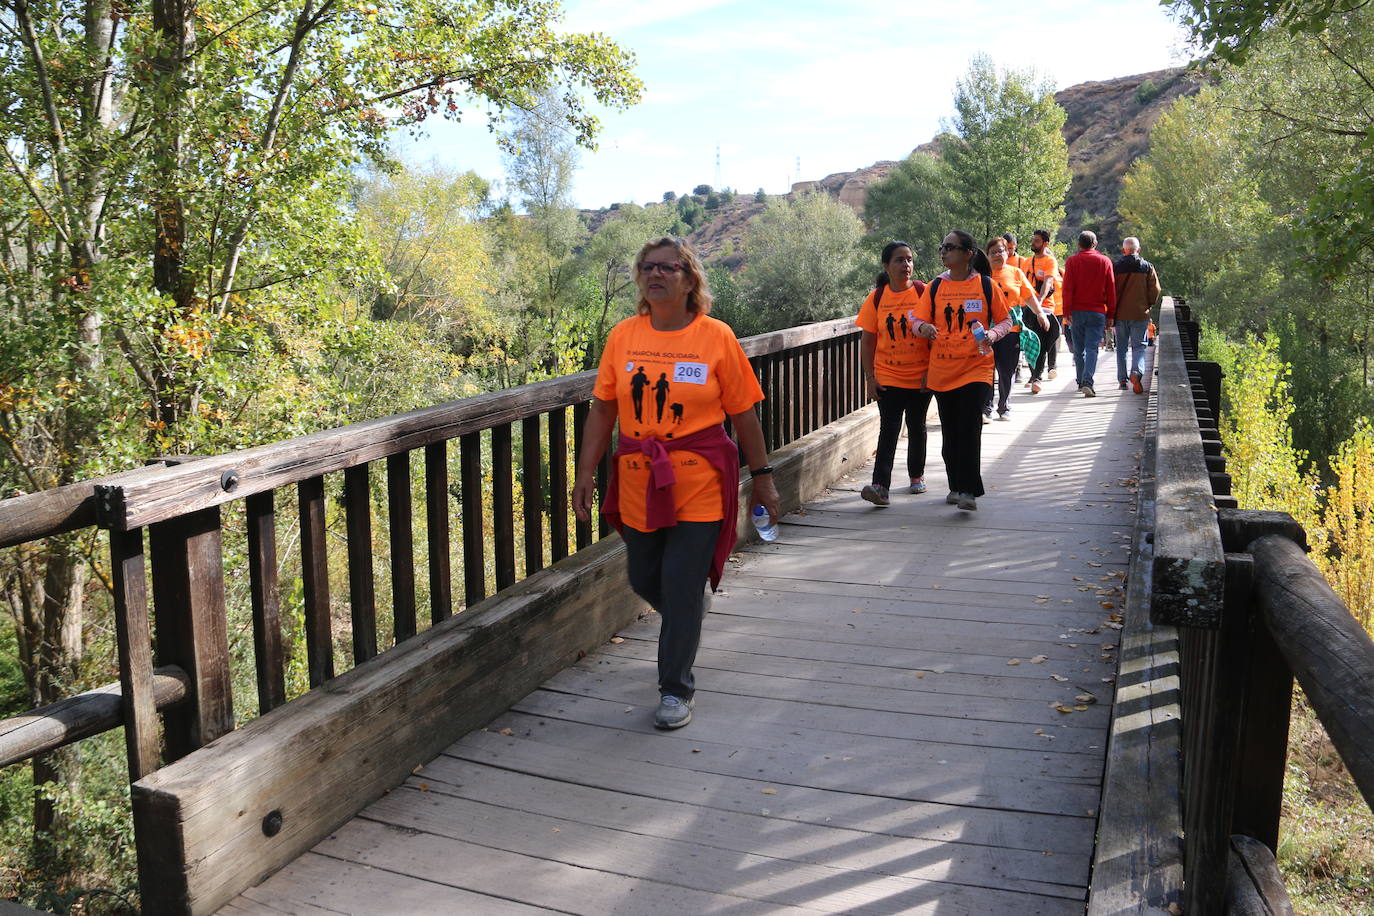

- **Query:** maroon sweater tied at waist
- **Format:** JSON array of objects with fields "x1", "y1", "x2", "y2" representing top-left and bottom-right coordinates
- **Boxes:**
[{"x1": 600, "y1": 424, "x2": 741, "y2": 591}]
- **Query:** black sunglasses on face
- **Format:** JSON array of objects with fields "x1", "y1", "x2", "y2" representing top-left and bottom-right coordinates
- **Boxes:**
[{"x1": 938, "y1": 244, "x2": 970, "y2": 253}]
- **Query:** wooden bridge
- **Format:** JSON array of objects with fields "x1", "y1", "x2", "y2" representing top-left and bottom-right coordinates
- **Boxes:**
[{"x1": 2, "y1": 301, "x2": 1371, "y2": 914}]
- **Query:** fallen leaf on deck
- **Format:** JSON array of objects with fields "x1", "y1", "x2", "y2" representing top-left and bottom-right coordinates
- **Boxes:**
[
  {"x1": 1030, "y1": 655, "x2": 1048, "y2": 663},
  {"x1": 1007, "y1": 658, "x2": 1021, "y2": 666},
  {"x1": 931, "y1": 584, "x2": 942, "y2": 589},
  {"x1": 1050, "y1": 673, "x2": 1069, "y2": 682},
  {"x1": 610, "y1": 636, "x2": 625, "y2": 643},
  {"x1": 1088, "y1": 561, "x2": 1103, "y2": 567},
  {"x1": 914, "y1": 672, "x2": 926, "y2": 678},
  {"x1": 1055, "y1": 705, "x2": 1076, "y2": 714},
  {"x1": 1034, "y1": 728, "x2": 1046, "y2": 735},
  {"x1": 498, "y1": 728, "x2": 514, "y2": 736},
  {"x1": 1072, "y1": 576, "x2": 1084, "y2": 582},
  {"x1": 1036, "y1": 595, "x2": 1051, "y2": 600},
  {"x1": 1100, "y1": 601, "x2": 1116, "y2": 610},
  {"x1": 761, "y1": 788, "x2": 777, "y2": 795},
  {"x1": 1076, "y1": 694, "x2": 1097, "y2": 704}
]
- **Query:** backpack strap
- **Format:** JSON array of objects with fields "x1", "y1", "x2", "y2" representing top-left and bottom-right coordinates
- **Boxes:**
[{"x1": 874, "y1": 283, "x2": 884, "y2": 310}]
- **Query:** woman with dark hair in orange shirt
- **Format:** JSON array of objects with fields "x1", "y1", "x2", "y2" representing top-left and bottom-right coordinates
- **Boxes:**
[
  {"x1": 856, "y1": 240, "x2": 931, "y2": 506},
  {"x1": 910, "y1": 230, "x2": 1013, "y2": 511}
]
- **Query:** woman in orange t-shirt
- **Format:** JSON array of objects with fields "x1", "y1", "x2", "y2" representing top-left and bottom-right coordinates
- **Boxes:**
[
  {"x1": 985, "y1": 237, "x2": 1050, "y2": 419},
  {"x1": 913, "y1": 230, "x2": 1013, "y2": 511},
  {"x1": 573, "y1": 237, "x2": 779, "y2": 731},
  {"x1": 856, "y1": 241, "x2": 931, "y2": 506}
]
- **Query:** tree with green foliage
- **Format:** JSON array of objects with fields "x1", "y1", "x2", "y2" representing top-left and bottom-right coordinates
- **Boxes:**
[
  {"x1": 0, "y1": 0, "x2": 640, "y2": 884},
  {"x1": 739, "y1": 193, "x2": 865, "y2": 330},
  {"x1": 940, "y1": 54, "x2": 1070, "y2": 245},
  {"x1": 571, "y1": 203, "x2": 677, "y2": 367},
  {"x1": 861, "y1": 152, "x2": 959, "y2": 277}
]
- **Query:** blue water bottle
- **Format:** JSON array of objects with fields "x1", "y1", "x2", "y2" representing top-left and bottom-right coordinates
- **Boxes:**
[
  {"x1": 970, "y1": 320, "x2": 991, "y2": 355},
  {"x1": 751, "y1": 505, "x2": 778, "y2": 542}
]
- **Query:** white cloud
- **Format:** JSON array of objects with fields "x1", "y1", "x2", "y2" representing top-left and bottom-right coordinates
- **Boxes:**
[{"x1": 561, "y1": 0, "x2": 746, "y2": 33}]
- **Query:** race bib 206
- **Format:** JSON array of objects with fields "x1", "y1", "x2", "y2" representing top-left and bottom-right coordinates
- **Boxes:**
[{"x1": 673, "y1": 362, "x2": 709, "y2": 384}]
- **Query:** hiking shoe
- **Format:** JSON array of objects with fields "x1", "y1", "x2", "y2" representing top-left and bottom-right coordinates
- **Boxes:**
[
  {"x1": 1081, "y1": 385, "x2": 1096, "y2": 398},
  {"x1": 1030, "y1": 381, "x2": 1041, "y2": 394},
  {"x1": 981, "y1": 413, "x2": 991, "y2": 424},
  {"x1": 861, "y1": 483, "x2": 890, "y2": 506},
  {"x1": 1131, "y1": 371, "x2": 1144, "y2": 394},
  {"x1": 957, "y1": 493, "x2": 977, "y2": 511},
  {"x1": 1048, "y1": 369, "x2": 1058, "y2": 380},
  {"x1": 654, "y1": 695, "x2": 694, "y2": 729},
  {"x1": 1119, "y1": 380, "x2": 1129, "y2": 390},
  {"x1": 996, "y1": 411, "x2": 1010, "y2": 421},
  {"x1": 945, "y1": 491, "x2": 961, "y2": 504},
  {"x1": 909, "y1": 477, "x2": 927, "y2": 494}
]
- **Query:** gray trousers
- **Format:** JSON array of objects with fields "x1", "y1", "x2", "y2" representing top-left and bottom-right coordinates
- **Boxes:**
[{"x1": 620, "y1": 520, "x2": 722, "y2": 700}]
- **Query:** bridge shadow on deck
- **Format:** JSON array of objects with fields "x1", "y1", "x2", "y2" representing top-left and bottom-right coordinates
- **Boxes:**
[{"x1": 226, "y1": 355, "x2": 1154, "y2": 916}]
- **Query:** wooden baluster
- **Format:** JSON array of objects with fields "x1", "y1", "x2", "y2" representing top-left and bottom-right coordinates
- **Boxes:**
[
  {"x1": 109, "y1": 527, "x2": 159, "y2": 779},
  {"x1": 596, "y1": 451, "x2": 611, "y2": 539},
  {"x1": 298, "y1": 476, "x2": 334, "y2": 686},
  {"x1": 245, "y1": 492, "x2": 286, "y2": 714},
  {"x1": 492, "y1": 424, "x2": 516, "y2": 590},
  {"x1": 789, "y1": 350, "x2": 802, "y2": 445},
  {"x1": 460, "y1": 431, "x2": 486, "y2": 605},
  {"x1": 548, "y1": 408, "x2": 570, "y2": 563},
  {"x1": 522, "y1": 416, "x2": 545, "y2": 576},
  {"x1": 148, "y1": 507, "x2": 233, "y2": 761},
  {"x1": 344, "y1": 464, "x2": 377, "y2": 663},
  {"x1": 425, "y1": 442, "x2": 452, "y2": 624},
  {"x1": 573, "y1": 401, "x2": 592, "y2": 550},
  {"x1": 768, "y1": 354, "x2": 781, "y2": 451},
  {"x1": 387, "y1": 453, "x2": 417, "y2": 642}
]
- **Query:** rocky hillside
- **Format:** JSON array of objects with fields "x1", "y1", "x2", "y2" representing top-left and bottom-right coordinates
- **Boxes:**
[{"x1": 624, "y1": 65, "x2": 1199, "y2": 265}]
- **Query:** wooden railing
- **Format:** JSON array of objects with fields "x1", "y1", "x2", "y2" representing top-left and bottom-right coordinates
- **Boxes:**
[
  {"x1": 0, "y1": 316, "x2": 867, "y2": 909},
  {"x1": 1089, "y1": 298, "x2": 1374, "y2": 915}
]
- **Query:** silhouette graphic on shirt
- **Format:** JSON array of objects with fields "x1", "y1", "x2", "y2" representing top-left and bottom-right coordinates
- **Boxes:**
[
  {"x1": 655, "y1": 373, "x2": 670, "y2": 422},
  {"x1": 944, "y1": 304, "x2": 955, "y2": 333},
  {"x1": 957, "y1": 308, "x2": 966, "y2": 331},
  {"x1": 630, "y1": 366, "x2": 649, "y2": 421},
  {"x1": 670, "y1": 403, "x2": 684, "y2": 424},
  {"x1": 885, "y1": 313, "x2": 897, "y2": 341},
  {"x1": 899, "y1": 314, "x2": 909, "y2": 338}
]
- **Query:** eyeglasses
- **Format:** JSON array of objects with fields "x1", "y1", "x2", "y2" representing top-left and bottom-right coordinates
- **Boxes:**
[
  {"x1": 938, "y1": 244, "x2": 970, "y2": 253},
  {"x1": 640, "y1": 262, "x2": 686, "y2": 276}
]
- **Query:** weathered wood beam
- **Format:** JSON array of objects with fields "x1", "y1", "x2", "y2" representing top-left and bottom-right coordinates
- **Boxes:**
[
  {"x1": 0, "y1": 666, "x2": 188, "y2": 767},
  {"x1": 1151, "y1": 299, "x2": 1226, "y2": 627},
  {"x1": 1250, "y1": 534, "x2": 1374, "y2": 809}
]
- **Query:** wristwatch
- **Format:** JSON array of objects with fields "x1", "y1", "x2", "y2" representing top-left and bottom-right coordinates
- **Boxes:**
[{"x1": 750, "y1": 465, "x2": 774, "y2": 477}]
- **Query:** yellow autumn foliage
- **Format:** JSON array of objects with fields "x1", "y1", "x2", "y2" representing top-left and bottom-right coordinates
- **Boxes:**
[{"x1": 1221, "y1": 335, "x2": 1373, "y2": 633}]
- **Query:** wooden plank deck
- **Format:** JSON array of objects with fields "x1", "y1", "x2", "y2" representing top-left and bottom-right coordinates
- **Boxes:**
[{"x1": 226, "y1": 363, "x2": 1152, "y2": 916}]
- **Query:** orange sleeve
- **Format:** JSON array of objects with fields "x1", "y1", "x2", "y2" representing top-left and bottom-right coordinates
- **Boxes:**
[
  {"x1": 716, "y1": 325, "x2": 765, "y2": 416},
  {"x1": 855, "y1": 290, "x2": 879, "y2": 333},
  {"x1": 592, "y1": 322, "x2": 622, "y2": 402}
]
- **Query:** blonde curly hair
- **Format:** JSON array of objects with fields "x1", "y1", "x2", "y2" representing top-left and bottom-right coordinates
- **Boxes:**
[{"x1": 633, "y1": 237, "x2": 713, "y2": 315}]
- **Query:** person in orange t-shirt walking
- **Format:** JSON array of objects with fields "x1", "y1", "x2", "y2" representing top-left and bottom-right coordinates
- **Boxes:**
[
  {"x1": 856, "y1": 241, "x2": 931, "y2": 506},
  {"x1": 985, "y1": 237, "x2": 1050, "y2": 420},
  {"x1": 574, "y1": 237, "x2": 779, "y2": 731},
  {"x1": 914, "y1": 230, "x2": 1014, "y2": 511},
  {"x1": 1025, "y1": 229, "x2": 1062, "y2": 392}
]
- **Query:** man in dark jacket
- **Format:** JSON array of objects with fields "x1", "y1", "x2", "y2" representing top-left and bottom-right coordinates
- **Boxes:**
[
  {"x1": 1113, "y1": 237, "x2": 1161, "y2": 394},
  {"x1": 1061, "y1": 230, "x2": 1116, "y2": 397}
]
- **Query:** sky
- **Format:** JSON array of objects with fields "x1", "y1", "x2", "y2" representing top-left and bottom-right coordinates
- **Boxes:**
[{"x1": 397, "y1": 0, "x2": 1195, "y2": 210}]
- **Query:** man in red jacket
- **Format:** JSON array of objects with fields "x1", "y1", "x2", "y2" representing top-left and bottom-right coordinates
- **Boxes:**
[{"x1": 1060, "y1": 230, "x2": 1116, "y2": 397}]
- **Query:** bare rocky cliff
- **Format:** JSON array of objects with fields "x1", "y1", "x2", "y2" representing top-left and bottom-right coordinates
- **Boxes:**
[{"x1": 626, "y1": 65, "x2": 1200, "y2": 265}]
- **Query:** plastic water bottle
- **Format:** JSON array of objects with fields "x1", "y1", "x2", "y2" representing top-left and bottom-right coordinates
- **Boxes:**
[
  {"x1": 970, "y1": 320, "x2": 991, "y2": 355},
  {"x1": 751, "y1": 505, "x2": 778, "y2": 542}
]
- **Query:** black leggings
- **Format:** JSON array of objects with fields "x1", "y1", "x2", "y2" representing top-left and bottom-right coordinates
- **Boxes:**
[
  {"x1": 1031, "y1": 314, "x2": 1062, "y2": 381},
  {"x1": 872, "y1": 385, "x2": 933, "y2": 488},
  {"x1": 934, "y1": 382, "x2": 992, "y2": 497},
  {"x1": 620, "y1": 520, "x2": 722, "y2": 700},
  {"x1": 984, "y1": 337, "x2": 1020, "y2": 415}
]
